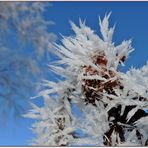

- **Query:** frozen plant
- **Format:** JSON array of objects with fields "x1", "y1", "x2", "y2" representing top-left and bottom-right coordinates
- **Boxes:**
[
  {"x1": 0, "y1": 2, "x2": 56, "y2": 120},
  {"x1": 26, "y1": 13, "x2": 148, "y2": 146}
]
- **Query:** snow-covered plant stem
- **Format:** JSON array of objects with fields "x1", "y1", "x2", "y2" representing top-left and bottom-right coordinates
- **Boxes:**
[{"x1": 26, "y1": 13, "x2": 148, "y2": 146}]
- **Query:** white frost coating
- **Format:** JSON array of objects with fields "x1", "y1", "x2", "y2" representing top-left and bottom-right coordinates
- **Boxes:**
[
  {"x1": 121, "y1": 63, "x2": 148, "y2": 98},
  {"x1": 26, "y1": 14, "x2": 148, "y2": 146}
]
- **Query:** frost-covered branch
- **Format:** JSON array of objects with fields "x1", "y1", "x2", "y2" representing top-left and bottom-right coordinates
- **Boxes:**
[
  {"x1": 0, "y1": 2, "x2": 56, "y2": 120},
  {"x1": 27, "y1": 14, "x2": 148, "y2": 146}
]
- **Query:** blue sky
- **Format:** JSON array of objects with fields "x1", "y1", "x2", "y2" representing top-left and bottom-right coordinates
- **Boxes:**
[{"x1": 0, "y1": 1, "x2": 148, "y2": 146}]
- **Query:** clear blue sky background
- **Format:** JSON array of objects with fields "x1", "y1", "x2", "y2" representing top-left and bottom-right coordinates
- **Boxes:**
[{"x1": 0, "y1": 1, "x2": 148, "y2": 146}]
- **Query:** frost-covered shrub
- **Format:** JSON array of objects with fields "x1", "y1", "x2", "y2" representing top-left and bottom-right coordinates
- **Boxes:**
[{"x1": 26, "y1": 13, "x2": 148, "y2": 146}]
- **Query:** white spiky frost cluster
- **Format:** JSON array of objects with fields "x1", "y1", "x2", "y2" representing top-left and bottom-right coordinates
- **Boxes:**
[{"x1": 25, "y1": 14, "x2": 148, "y2": 146}]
